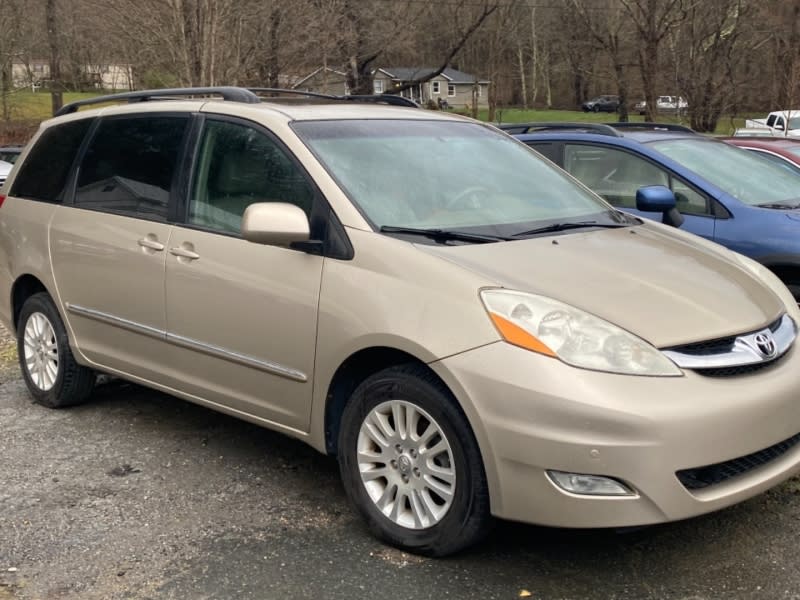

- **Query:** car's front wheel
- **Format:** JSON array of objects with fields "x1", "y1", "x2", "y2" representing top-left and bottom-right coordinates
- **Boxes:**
[
  {"x1": 17, "y1": 292, "x2": 95, "y2": 408},
  {"x1": 338, "y1": 365, "x2": 491, "y2": 556}
]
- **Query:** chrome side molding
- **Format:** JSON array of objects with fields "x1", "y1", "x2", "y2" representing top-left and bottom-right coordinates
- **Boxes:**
[{"x1": 65, "y1": 303, "x2": 307, "y2": 382}]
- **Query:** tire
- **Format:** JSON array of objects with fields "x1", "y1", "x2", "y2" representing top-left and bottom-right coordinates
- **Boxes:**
[
  {"x1": 338, "y1": 364, "x2": 491, "y2": 556},
  {"x1": 593, "y1": 105, "x2": 600, "y2": 113},
  {"x1": 17, "y1": 292, "x2": 95, "y2": 408}
]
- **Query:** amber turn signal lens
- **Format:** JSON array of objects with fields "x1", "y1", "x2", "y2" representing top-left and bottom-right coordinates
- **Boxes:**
[{"x1": 488, "y1": 312, "x2": 556, "y2": 357}]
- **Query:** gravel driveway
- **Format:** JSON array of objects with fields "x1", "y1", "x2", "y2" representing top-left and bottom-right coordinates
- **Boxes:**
[{"x1": 3, "y1": 324, "x2": 800, "y2": 600}]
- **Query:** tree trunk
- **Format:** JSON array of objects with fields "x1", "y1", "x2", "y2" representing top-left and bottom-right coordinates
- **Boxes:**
[
  {"x1": 530, "y1": 7, "x2": 539, "y2": 106},
  {"x1": 640, "y1": 38, "x2": 659, "y2": 122},
  {"x1": 776, "y1": 0, "x2": 800, "y2": 108},
  {"x1": 517, "y1": 43, "x2": 527, "y2": 108},
  {"x1": 613, "y1": 58, "x2": 629, "y2": 122},
  {"x1": 45, "y1": 0, "x2": 63, "y2": 115}
]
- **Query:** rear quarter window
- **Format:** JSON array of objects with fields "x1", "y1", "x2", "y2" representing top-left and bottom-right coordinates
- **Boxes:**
[
  {"x1": 9, "y1": 118, "x2": 94, "y2": 202},
  {"x1": 75, "y1": 115, "x2": 189, "y2": 221}
]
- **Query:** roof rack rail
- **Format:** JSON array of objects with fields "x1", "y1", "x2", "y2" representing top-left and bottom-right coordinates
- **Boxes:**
[
  {"x1": 497, "y1": 122, "x2": 622, "y2": 137},
  {"x1": 607, "y1": 122, "x2": 696, "y2": 134},
  {"x1": 55, "y1": 87, "x2": 261, "y2": 116},
  {"x1": 251, "y1": 89, "x2": 419, "y2": 107},
  {"x1": 55, "y1": 86, "x2": 421, "y2": 118},
  {"x1": 248, "y1": 87, "x2": 338, "y2": 100},
  {"x1": 342, "y1": 94, "x2": 419, "y2": 108}
]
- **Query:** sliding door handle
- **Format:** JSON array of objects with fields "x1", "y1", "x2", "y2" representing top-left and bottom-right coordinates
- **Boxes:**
[
  {"x1": 138, "y1": 237, "x2": 165, "y2": 251},
  {"x1": 170, "y1": 246, "x2": 200, "y2": 260}
]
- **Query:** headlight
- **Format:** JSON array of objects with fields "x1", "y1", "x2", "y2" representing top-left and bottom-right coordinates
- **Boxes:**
[{"x1": 480, "y1": 289, "x2": 682, "y2": 376}]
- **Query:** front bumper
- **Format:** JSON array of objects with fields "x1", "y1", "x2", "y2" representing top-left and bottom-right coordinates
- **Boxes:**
[{"x1": 431, "y1": 341, "x2": 800, "y2": 528}]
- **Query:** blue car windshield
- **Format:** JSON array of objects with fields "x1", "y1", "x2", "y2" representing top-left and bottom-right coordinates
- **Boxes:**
[
  {"x1": 293, "y1": 120, "x2": 621, "y2": 234},
  {"x1": 650, "y1": 138, "x2": 800, "y2": 206}
]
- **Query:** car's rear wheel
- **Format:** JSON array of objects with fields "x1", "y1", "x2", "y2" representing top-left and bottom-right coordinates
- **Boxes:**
[
  {"x1": 338, "y1": 365, "x2": 491, "y2": 556},
  {"x1": 17, "y1": 292, "x2": 95, "y2": 408},
  {"x1": 593, "y1": 105, "x2": 601, "y2": 113}
]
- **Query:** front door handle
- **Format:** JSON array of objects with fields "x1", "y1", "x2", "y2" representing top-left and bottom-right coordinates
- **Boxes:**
[
  {"x1": 170, "y1": 245, "x2": 200, "y2": 260},
  {"x1": 138, "y1": 236, "x2": 165, "y2": 252}
]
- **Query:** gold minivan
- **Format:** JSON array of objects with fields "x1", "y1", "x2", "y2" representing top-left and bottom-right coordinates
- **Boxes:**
[{"x1": 2, "y1": 88, "x2": 800, "y2": 556}]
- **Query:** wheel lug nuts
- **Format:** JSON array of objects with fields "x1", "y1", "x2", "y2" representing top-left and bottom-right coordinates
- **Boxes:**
[
  {"x1": 395, "y1": 444, "x2": 402, "y2": 453},
  {"x1": 413, "y1": 468, "x2": 420, "y2": 478},
  {"x1": 390, "y1": 459, "x2": 398, "y2": 469},
  {"x1": 410, "y1": 449, "x2": 417, "y2": 458}
]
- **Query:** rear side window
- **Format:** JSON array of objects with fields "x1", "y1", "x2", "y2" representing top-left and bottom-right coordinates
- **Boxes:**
[
  {"x1": 75, "y1": 115, "x2": 189, "y2": 221},
  {"x1": 564, "y1": 144, "x2": 669, "y2": 208},
  {"x1": 10, "y1": 118, "x2": 93, "y2": 203}
]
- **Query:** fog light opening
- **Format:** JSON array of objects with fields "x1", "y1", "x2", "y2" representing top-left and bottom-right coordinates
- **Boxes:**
[{"x1": 547, "y1": 470, "x2": 635, "y2": 496}]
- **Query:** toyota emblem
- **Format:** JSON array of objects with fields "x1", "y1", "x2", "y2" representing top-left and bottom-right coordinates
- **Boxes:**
[{"x1": 754, "y1": 332, "x2": 777, "y2": 358}]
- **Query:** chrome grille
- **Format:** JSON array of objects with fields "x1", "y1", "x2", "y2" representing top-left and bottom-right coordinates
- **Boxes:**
[{"x1": 662, "y1": 314, "x2": 795, "y2": 374}]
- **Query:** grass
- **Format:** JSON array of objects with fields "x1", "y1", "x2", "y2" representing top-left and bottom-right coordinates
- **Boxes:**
[
  {"x1": 1, "y1": 89, "x2": 761, "y2": 135},
  {"x1": 1, "y1": 90, "x2": 106, "y2": 120},
  {"x1": 473, "y1": 107, "x2": 758, "y2": 135}
]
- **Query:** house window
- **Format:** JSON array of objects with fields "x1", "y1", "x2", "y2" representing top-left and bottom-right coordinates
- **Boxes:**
[
  {"x1": 432, "y1": 81, "x2": 440, "y2": 95},
  {"x1": 373, "y1": 80, "x2": 383, "y2": 94},
  {"x1": 447, "y1": 83, "x2": 455, "y2": 97}
]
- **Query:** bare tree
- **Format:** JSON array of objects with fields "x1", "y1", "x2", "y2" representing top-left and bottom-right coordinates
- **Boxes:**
[
  {"x1": 572, "y1": 0, "x2": 634, "y2": 121},
  {"x1": 620, "y1": 0, "x2": 687, "y2": 121},
  {"x1": 671, "y1": 0, "x2": 748, "y2": 132},
  {"x1": 768, "y1": 0, "x2": 800, "y2": 108},
  {"x1": 45, "y1": 0, "x2": 64, "y2": 113},
  {"x1": 553, "y1": 4, "x2": 597, "y2": 108},
  {"x1": 0, "y1": 0, "x2": 25, "y2": 120}
]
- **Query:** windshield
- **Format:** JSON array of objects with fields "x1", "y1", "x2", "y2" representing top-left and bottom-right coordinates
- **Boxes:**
[
  {"x1": 649, "y1": 138, "x2": 800, "y2": 206},
  {"x1": 293, "y1": 120, "x2": 620, "y2": 236}
]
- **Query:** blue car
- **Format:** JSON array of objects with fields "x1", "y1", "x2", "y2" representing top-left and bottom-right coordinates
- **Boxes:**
[{"x1": 508, "y1": 123, "x2": 800, "y2": 300}]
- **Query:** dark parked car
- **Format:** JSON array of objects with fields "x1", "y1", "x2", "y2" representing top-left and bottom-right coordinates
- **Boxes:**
[
  {"x1": 723, "y1": 137, "x2": 800, "y2": 176},
  {"x1": 504, "y1": 122, "x2": 800, "y2": 299},
  {"x1": 581, "y1": 95, "x2": 619, "y2": 113}
]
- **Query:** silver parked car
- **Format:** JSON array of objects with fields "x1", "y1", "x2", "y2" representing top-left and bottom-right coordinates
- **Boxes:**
[
  {"x1": 1, "y1": 88, "x2": 800, "y2": 556},
  {"x1": 0, "y1": 160, "x2": 12, "y2": 187}
]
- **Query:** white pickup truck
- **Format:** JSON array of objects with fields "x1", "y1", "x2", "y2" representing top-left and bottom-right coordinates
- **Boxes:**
[{"x1": 745, "y1": 110, "x2": 800, "y2": 137}]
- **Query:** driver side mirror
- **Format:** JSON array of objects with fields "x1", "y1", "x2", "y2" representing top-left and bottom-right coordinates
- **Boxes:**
[
  {"x1": 241, "y1": 202, "x2": 311, "y2": 247},
  {"x1": 636, "y1": 185, "x2": 684, "y2": 228}
]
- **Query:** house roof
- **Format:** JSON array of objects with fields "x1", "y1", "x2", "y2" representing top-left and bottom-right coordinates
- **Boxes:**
[
  {"x1": 293, "y1": 65, "x2": 490, "y2": 90},
  {"x1": 378, "y1": 67, "x2": 489, "y2": 84},
  {"x1": 293, "y1": 66, "x2": 347, "y2": 88}
]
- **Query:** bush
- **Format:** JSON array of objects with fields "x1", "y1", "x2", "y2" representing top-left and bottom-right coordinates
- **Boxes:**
[
  {"x1": 0, "y1": 120, "x2": 39, "y2": 145},
  {"x1": 139, "y1": 70, "x2": 181, "y2": 90}
]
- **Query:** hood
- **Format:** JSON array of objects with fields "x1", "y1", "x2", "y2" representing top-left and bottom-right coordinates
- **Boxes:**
[{"x1": 418, "y1": 224, "x2": 785, "y2": 348}]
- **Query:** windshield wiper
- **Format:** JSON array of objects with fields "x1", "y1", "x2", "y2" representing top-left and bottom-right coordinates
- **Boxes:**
[
  {"x1": 757, "y1": 202, "x2": 800, "y2": 209},
  {"x1": 379, "y1": 225, "x2": 512, "y2": 243},
  {"x1": 513, "y1": 221, "x2": 629, "y2": 238}
]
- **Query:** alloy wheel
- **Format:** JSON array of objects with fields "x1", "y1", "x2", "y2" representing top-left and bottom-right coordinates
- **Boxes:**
[
  {"x1": 357, "y1": 399, "x2": 456, "y2": 529},
  {"x1": 23, "y1": 312, "x2": 58, "y2": 391}
]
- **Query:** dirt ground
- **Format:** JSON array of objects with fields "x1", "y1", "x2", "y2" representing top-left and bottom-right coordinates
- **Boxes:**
[{"x1": 2, "y1": 325, "x2": 800, "y2": 600}]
